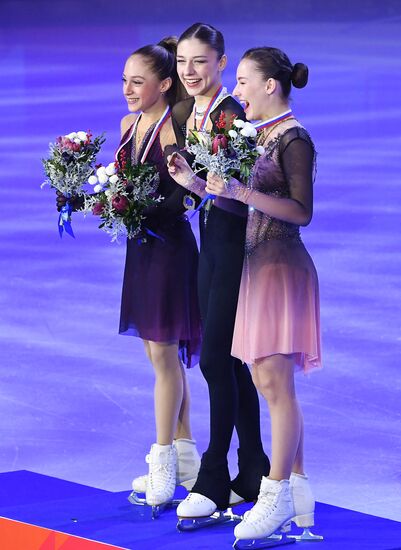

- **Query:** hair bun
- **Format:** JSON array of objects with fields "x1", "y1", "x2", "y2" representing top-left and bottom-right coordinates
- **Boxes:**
[
  {"x1": 291, "y1": 63, "x2": 308, "y2": 88},
  {"x1": 158, "y1": 36, "x2": 178, "y2": 56}
]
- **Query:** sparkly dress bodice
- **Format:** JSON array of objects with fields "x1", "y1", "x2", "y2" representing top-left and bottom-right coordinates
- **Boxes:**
[
  {"x1": 246, "y1": 119, "x2": 315, "y2": 254},
  {"x1": 117, "y1": 119, "x2": 189, "y2": 228}
]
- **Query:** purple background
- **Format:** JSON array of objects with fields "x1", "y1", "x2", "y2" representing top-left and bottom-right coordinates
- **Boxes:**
[{"x1": 0, "y1": 0, "x2": 400, "y2": 523}]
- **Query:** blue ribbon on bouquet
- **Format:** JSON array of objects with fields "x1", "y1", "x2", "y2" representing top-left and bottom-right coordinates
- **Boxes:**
[
  {"x1": 58, "y1": 201, "x2": 75, "y2": 238},
  {"x1": 136, "y1": 227, "x2": 165, "y2": 245},
  {"x1": 189, "y1": 193, "x2": 216, "y2": 220},
  {"x1": 145, "y1": 227, "x2": 165, "y2": 241}
]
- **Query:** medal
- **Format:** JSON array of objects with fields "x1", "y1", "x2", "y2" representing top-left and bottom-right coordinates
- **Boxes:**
[{"x1": 183, "y1": 194, "x2": 196, "y2": 210}]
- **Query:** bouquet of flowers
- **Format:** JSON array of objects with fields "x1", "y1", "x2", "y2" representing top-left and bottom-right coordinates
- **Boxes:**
[
  {"x1": 42, "y1": 130, "x2": 105, "y2": 237},
  {"x1": 187, "y1": 112, "x2": 264, "y2": 186},
  {"x1": 83, "y1": 149, "x2": 162, "y2": 242}
]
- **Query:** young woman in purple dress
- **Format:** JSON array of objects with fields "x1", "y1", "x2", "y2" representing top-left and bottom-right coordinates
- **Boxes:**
[
  {"x1": 117, "y1": 39, "x2": 204, "y2": 510},
  {"x1": 204, "y1": 47, "x2": 322, "y2": 544},
  {"x1": 58, "y1": 39, "x2": 202, "y2": 511},
  {"x1": 167, "y1": 23, "x2": 270, "y2": 522}
]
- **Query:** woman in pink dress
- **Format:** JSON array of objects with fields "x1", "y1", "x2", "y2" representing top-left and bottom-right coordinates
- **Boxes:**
[{"x1": 205, "y1": 46, "x2": 322, "y2": 544}]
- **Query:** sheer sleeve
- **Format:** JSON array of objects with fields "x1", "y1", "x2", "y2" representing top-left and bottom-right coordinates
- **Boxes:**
[
  {"x1": 227, "y1": 127, "x2": 316, "y2": 226},
  {"x1": 279, "y1": 127, "x2": 315, "y2": 215}
]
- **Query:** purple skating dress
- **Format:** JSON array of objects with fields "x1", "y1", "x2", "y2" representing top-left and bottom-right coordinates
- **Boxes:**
[
  {"x1": 118, "y1": 122, "x2": 202, "y2": 368},
  {"x1": 232, "y1": 120, "x2": 322, "y2": 373}
]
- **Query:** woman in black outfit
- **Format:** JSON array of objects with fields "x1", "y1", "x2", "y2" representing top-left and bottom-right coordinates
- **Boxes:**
[{"x1": 167, "y1": 23, "x2": 270, "y2": 519}]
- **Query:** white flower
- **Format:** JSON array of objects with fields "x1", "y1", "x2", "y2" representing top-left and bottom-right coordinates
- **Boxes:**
[
  {"x1": 233, "y1": 119, "x2": 245, "y2": 129},
  {"x1": 94, "y1": 184, "x2": 104, "y2": 193},
  {"x1": 105, "y1": 162, "x2": 117, "y2": 176},
  {"x1": 240, "y1": 122, "x2": 257, "y2": 138},
  {"x1": 96, "y1": 166, "x2": 107, "y2": 176},
  {"x1": 98, "y1": 173, "x2": 109, "y2": 185},
  {"x1": 66, "y1": 132, "x2": 77, "y2": 140},
  {"x1": 109, "y1": 174, "x2": 119, "y2": 184},
  {"x1": 88, "y1": 175, "x2": 98, "y2": 185},
  {"x1": 105, "y1": 189, "x2": 113, "y2": 198},
  {"x1": 256, "y1": 145, "x2": 265, "y2": 155},
  {"x1": 228, "y1": 129, "x2": 238, "y2": 139},
  {"x1": 73, "y1": 138, "x2": 81, "y2": 144},
  {"x1": 76, "y1": 131, "x2": 87, "y2": 141}
]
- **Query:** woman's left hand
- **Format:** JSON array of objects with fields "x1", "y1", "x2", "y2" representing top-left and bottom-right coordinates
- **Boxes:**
[{"x1": 205, "y1": 173, "x2": 232, "y2": 198}]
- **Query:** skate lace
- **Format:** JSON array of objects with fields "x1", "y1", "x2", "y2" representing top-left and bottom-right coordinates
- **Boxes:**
[
  {"x1": 150, "y1": 464, "x2": 173, "y2": 485},
  {"x1": 244, "y1": 490, "x2": 278, "y2": 524},
  {"x1": 148, "y1": 462, "x2": 175, "y2": 490}
]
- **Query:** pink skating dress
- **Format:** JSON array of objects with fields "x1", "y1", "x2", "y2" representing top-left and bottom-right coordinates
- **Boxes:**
[{"x1": 231, "y1": 119, "x2": 322, "y2": 373}]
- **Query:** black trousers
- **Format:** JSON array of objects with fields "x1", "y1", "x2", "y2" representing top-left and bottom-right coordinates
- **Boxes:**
[{"x1": 191, "y1": 206, "x2": 270, "y2": 510}]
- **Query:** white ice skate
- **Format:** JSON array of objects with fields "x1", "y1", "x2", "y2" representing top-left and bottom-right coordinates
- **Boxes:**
[
  {"x1": 176, "y1": 489, "x2": 244, "y2": 531},
  {"x1": 135, "y1": 443, "x2": 177, "y2": 518},
  {"x1": 128, "y1": 439, "x2": 200, "y2": 514},
  {"x1": 285, "y1": 472, "x2": 323, "y2": 542},
  {"x1": 233, "y1": 478, "x2": 295, "y2": 549}
]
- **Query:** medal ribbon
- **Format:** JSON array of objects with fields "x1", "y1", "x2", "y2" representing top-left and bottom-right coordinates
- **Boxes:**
[
  {"x1": 253, "y1": 109, "x2": 293, "y2": 132},
  {"x1": 198, "y1": 85, "x2": 224, "y2": 131},
  {"x1": 139, "y1": 105, "x2": 171, "y2": 163},
  {"x1": 115, "y1": 105, "x2": 171, "y2": 163}
]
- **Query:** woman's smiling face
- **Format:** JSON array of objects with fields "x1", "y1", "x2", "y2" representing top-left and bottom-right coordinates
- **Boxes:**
[
  {"x1": 233, "y1": 58, "x2": 269, "y2": 120},
  {"x1": 176, "y1": 38, "x2": 226, "y2": 97},
  {"x1": 122, "y1": 55, "x2": 166, "y2": 113}
]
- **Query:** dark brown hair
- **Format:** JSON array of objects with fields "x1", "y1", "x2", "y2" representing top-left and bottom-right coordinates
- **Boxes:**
[
  {"x1": 131, "y1": 37, "x2": 187, "y2": 105},
  {"x1": 242, "y1": 47, "x2": 308, "y2": 98},
  {"x1": 178, "y1": 22, "x2": 225, "y2": 59}
]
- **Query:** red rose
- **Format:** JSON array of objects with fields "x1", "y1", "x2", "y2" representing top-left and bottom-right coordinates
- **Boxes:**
[
  {"x1": 211, "y1": 134, "x2": 228, "y2": 154},
  {"x1": 215, "y1": 111, "x2": 227, "y2": 130},
  {"x1": 92, "y1": 202, "x2": 105, "y2": 216},
  {"x1": 112, "y1": 195, "x2": 129, "y2": 213}
]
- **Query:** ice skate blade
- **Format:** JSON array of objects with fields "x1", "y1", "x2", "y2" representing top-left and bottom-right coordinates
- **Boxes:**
[
  {"x1": 177, "y1": 510, "x2": 241, "y2": 532},
  {"x1": 287, "y1": 527, "x2": 323, "y2": 541},
  {"x1": 151, "y1": 498, "x2": 183, "y2": 519},
  {"x1": 129, "y1": 491, "x2": 183, "y2": 513},
  {"x1": 128, "y1": 491, "x2": 146, "y2": 506},
  {"x1": 152, "y1": 503, "x2": 167, "y2": 519},
  {"x1": 225, "y1": 507, "x2": 243, "y2": 522},
  {"x1": 233, "y1": 535, "x2": 295, "y2": 549}
]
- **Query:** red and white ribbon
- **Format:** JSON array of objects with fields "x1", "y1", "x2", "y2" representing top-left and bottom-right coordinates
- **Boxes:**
[
  {"x1": 253, "y1": 109, "x2": 293, "y2": 132},
  {"x1": 115, "y1": 105, "x2": 171, "y2": 163},
  {"x1": 198, "y1": 85, "x2": 226, "y2": 131}
]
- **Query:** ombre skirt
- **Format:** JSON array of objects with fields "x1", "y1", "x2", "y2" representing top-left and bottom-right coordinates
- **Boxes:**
[{"x1": 232, "y1": 237, "x2": 322, "y2": 373}]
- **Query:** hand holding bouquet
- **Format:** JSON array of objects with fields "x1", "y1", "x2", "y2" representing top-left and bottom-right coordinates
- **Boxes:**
[
  {"x1": 187, "y1": 112, "x2": 264, "y2": 187},
  {"x1": 42, "y1": 130, "x2": 105, "y2": 237},
  {"x1": 84, "y1": 150, "x2": 162, "y2": 242}
]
